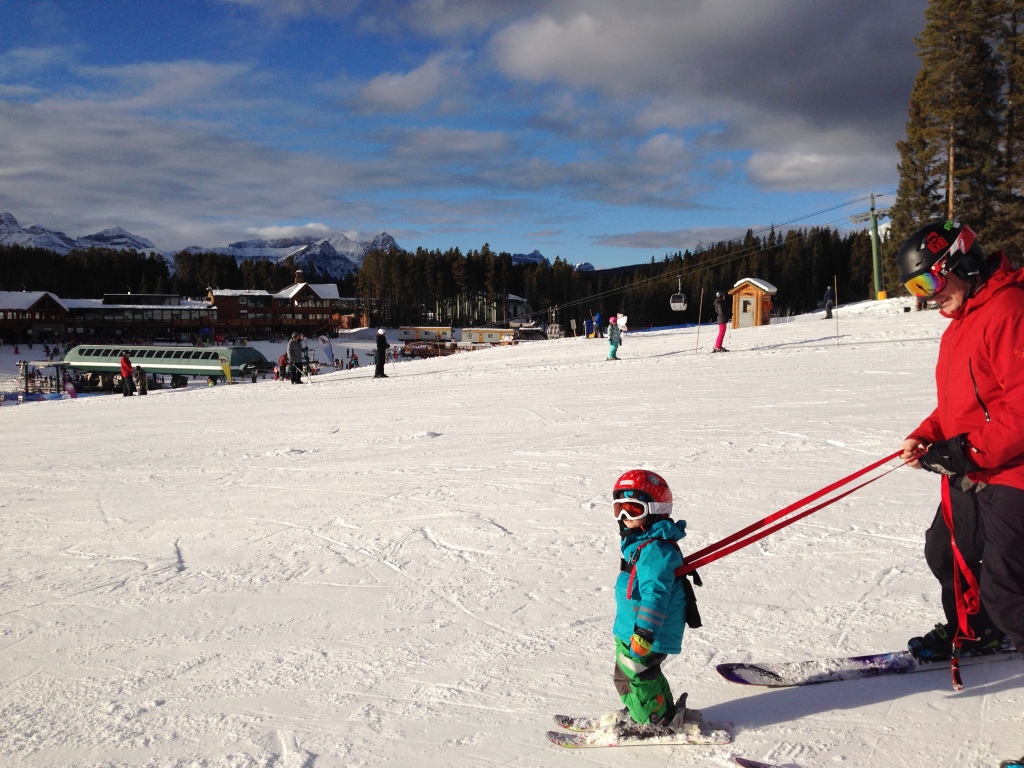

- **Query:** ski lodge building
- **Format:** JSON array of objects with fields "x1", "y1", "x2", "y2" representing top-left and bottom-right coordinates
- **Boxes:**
[{"x1": 0, "y1": 271, "x2": 358, "y2": 345}]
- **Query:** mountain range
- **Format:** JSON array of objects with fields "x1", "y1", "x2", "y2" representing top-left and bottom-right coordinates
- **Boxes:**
[{"x1": 0, "y1": 211, "x2": 558, "y2": 280}]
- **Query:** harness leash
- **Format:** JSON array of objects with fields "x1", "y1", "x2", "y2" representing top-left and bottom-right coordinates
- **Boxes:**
[
  {"x1": 676, "y1": 450, "x2": 905, "y2": 576},
  {"x1": 620, "y1": 451, "x2": 908, "y2": 635},
  {"x1": 621, "y1": 450, "x2": 978, "y2": 689},
  {"x1": 940, "y1": 474, "x2": 982, "y2": 690}
]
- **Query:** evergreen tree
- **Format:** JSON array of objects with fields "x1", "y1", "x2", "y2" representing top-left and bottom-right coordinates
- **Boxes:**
[
  {"x1": 891, "y1": 0, "x2": 1004, "y2": 249},
  {"x1": 991, "y1": 0, "x2": 1024, "y2": 258}
]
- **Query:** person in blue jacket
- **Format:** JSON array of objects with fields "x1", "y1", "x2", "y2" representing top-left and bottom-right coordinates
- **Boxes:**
[
  {"x1": 611, "y1": 469, "x2": 693, "y2": 731},
  {"x1": 607, "y1": 315, "x2": 622, "y2": 359}
]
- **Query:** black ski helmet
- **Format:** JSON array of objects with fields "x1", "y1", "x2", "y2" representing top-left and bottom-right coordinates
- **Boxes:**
[
  {"x1": 715, "y1": 290, "x2": 724, "y2": 299},
  {"x1": 896, "y1": 220, "x2": 987, "y2": 285}
]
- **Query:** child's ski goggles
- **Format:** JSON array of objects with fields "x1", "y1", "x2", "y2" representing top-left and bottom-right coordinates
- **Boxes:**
[
  {"x1": 613, "y1": 498, "x2": 673, "y2": 520},
  {"x1": 904, "y1": 255, "x2": 951, "y2": 298}
]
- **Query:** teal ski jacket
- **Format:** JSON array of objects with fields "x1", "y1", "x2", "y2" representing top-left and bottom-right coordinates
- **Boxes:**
[{"x1": 613, "y1": 518, "x2": 688, "y2": 654}]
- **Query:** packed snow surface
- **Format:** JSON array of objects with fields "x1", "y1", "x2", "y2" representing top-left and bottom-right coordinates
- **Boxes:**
[{"x1": 2, "y1": 300, "x2": 1022, "y2": 768}]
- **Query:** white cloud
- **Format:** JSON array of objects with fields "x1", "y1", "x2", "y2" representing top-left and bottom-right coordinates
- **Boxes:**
[
  {"x1": 0, "y1": 99, "x2": 360, "y2": 250},
  {"x1": 390, "y1": 126, "x2": 511, "y2": 159},
  {"x1": 0, "y1": 46, "x2": 77, "y2": 80},
  {"x1": 594, "y1": 225, "x2": 752, "y2": 251},
  {"x1": 78, "y1": 60, "x2": 257, "y2": 111},
  {"x1": 215, "y1": 0, "x2": 360, "y2": 19},
  {"x1": 244, "y1": 222, "x2": 335, "y2": 240},
  {"x1": 358, "y1": 55, "x2": 453, "y2": 113}
]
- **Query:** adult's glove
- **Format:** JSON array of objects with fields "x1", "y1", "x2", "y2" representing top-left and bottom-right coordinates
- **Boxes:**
[
  {"x1": 919, "y1": 434, "x2": 980, "y2": 476},
  {"x1": 629, "y1": 627, "x2": 655, "y2": 657}
]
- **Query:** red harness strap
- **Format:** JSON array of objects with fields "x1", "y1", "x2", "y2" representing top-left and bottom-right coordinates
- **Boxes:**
[
  {"x1": 625, "y1": 539, "x2": 679, "y2": 599},
  {"x1": 940, "y1": 474, "x2": 982, "y2": 690},
  {"x1": 676, "y1": 450, "x2": 905, "y2": 576}
]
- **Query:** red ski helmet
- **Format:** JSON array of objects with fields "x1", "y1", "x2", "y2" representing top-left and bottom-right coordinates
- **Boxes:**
[
  {"x1": 609, "y1": 315, "x2": 617, "y2": 324},
  {"x1": 612, "y1": 469, "x2": 673, "y2": 518}
]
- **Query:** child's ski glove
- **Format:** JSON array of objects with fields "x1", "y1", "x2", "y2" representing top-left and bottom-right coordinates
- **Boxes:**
[{"x1": 629, "y1": 627, "x2": 655, "y2": 657}]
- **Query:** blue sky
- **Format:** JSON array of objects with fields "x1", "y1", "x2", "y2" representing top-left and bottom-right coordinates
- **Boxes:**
[{"x1": 0, "y1": 0, "x2": 927, "y2": 267}]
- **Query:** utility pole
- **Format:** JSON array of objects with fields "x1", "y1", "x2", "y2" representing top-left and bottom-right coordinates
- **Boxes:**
[{"x1": 850, "y1": 193, "x2": 890, "y2": 300}]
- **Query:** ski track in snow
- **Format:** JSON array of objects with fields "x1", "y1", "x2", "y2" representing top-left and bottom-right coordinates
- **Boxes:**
[{"x1": 1, "y1": 304, "x2": 1022, "y2": 767}]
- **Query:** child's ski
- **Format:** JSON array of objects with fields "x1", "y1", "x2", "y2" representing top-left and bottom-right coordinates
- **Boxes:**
[
  {"x1": 717, "y1": 646, "x2": 1019, "y2": 687},
  {"x1": 735, "y1": 759, "x2": 779, "y2": 768},
  {"x1": 546, "y1": 726, "x2": 731, "y2": 749},
  {"x1": 554, "y1": 707, "x2": 720, "y2": 734}
]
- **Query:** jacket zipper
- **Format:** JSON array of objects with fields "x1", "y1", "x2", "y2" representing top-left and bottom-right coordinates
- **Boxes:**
[{"x1": 968, "y1": 359, "x2": 992, "y2": 423}]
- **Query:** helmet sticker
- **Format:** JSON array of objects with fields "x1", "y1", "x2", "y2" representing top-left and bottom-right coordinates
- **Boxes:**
[{"x1": 925, "y1": 232, "x2": 949, "y2": 254}]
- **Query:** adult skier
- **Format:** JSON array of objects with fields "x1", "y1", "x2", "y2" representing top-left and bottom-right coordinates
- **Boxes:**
[
  {"x1": 896, "y1": 221, "x2": 1024, "y2": 661},
  {"x1": 374, "y1": 329, "x2": 390, "y2": 378},
  {"x1": 119, "y1": 352, "x2": 134, "y2": 396},
  {"x1": 712, "y1": 291, "x2": 729, "y2": 352},
  {"x1": 286, "y1": 333, "x2": 304, "y2": 384}
]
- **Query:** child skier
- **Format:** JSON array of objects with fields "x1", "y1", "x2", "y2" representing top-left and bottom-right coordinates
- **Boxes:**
[
  {"x1": 610, "y1": 469, "x2": 695, "y2": 733},
  {"x1": 607, "y1": 315, "x2": 622, "y2": 360}
]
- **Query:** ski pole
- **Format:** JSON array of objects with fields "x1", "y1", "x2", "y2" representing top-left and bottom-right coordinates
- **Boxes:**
[
  {"x1": 694, "y1": 288, "x2": 704, "y2": 352},
  {"x1": 834, "y1": 275, "x2": 840, "y2": 346}
]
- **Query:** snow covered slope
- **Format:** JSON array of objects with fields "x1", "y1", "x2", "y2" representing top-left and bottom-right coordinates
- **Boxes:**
[{"x1": 1, "y1": 300, "x2": 1021, "y2": 768}]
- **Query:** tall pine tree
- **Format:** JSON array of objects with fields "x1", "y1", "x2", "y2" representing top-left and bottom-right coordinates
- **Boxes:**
[
  {"x1": 991, "y1": 0, "x2": 1024, "y2": 257},
  {"x1": 891, "y1": 0, "x2": 1004, "y2": 250}
]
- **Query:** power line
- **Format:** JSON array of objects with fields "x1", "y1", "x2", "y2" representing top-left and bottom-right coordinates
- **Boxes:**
[{"x1": 512, "y1": 193, "x2": 896, "y2": 323}]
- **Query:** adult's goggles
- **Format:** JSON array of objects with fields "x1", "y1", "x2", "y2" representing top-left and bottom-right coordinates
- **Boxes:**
[
  {"x1": 904, "y1": 255, "x2": 949, "y2": 298},
  {"x1": 613, "y1": 497, "x2": 673, "y2": 520}
]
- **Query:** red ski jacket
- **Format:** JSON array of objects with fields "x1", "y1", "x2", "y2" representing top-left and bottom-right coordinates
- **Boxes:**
[
  {"x1": 120, "y1": 355, "x2": 133, "y2": 378},
  {"x1": 909, "y1": 254, "x2": 1024, "y2": 490}
]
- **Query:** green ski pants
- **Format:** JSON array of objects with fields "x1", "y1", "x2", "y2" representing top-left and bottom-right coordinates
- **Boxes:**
[{"x1": 613, "y1": 638, "x2": 673, "y2": 724}]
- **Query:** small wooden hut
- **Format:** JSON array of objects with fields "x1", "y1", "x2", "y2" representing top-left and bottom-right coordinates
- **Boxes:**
[{"x1": 729, "y1": 278, "x2": 777, "y2": 329}]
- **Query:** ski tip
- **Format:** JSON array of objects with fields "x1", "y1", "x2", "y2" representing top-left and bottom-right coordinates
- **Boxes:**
[
  {"x1": 546, "y1": 730, "x2": 584, "y2": 748},
  {"x1": 735, "y1": 759, "x2": 780, "y2": 768},
  {"x1": 716, "y1": 662, "x2": 787, "y2": 686},
  {"x1": 715, "y1": 662, "x2": 744, "y2": 682}
]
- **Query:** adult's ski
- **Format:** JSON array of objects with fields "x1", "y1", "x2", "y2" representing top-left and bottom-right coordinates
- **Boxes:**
[{"x1": 717, "y1": 646, "x2": 1019, "y2": 687}]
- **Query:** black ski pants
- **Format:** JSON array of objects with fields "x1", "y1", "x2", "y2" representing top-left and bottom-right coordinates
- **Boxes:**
[{"x1": 924, "y1": 480, "x2": 1024, "y2": 653}]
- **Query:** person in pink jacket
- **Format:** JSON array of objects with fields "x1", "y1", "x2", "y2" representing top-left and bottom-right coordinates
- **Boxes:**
[{"x1": 897, "y1": 221, "x2": 1024, "y2": 661}]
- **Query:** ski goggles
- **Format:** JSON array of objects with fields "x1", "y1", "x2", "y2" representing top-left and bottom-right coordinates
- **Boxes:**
[
  {"x1": 613, "y1": 497, "x2": 673, "y2": 520},
  {"x1": 904, "y1": 255, "x2": 950, "y2": 298}
]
